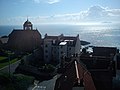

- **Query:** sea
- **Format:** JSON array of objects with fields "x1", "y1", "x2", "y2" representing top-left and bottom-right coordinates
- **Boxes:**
[{"x1": 0, "y1": 23, "x2": 120, "y2": 49}]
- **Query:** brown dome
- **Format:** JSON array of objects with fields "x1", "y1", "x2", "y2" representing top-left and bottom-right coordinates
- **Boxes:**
[
  {"x1": 23, "y1": 19, "x2": 33, "y2": 30},
  {"x1": 23, "y1": 19, "x2": 32, "y2": 25}
]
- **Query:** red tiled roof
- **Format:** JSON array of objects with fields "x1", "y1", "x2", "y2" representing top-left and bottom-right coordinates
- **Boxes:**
[{"x1": 54, "y1": 58, "x2": 96, "y2": 90}]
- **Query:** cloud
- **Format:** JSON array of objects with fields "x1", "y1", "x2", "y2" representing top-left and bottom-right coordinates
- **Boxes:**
[
  {"x1": 81, "y1": 5, "x2": 120, "y2": 22},
  {"x1": 33, "y1": 0, "x2": 60, "y2": 4},
  {"x1": 52, "y1": 6, "x2": 120, "y2": 23},
  {"x1": 107, "y1": 9, "x2": 120, "y2": 16},
  {"x1": 86, "y1": 5, "x2": 107, "y2": 19},
  {"x1": 47, "y1": 0, "x2": 60, "y2": 4},
  {"x1": 1, "y1": 5, "x2": 120, "y2": 25}
]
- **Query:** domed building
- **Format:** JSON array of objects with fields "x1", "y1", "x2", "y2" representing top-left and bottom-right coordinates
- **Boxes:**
[
  {"x1": 23, "y1": 19, "x2": 33, "y2": 30},
  {"x1": 7, "y1": 19, "x2": 42, "y2": 52}
]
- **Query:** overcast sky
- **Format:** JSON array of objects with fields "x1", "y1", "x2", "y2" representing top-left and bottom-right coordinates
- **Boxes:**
[{"x1": 0, "y1": 0, "x2": 120, "y2": 25}]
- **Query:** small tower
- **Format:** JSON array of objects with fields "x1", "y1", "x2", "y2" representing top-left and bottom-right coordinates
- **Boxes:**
[{"x1": 23, "y1": 19, "x2": 33, "y2": 30}]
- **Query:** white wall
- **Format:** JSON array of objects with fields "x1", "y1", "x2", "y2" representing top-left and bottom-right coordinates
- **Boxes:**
[
  {"x1": 59, "y1": 44, "x2": 67, "y2": 62},
  {"x1": 67, "y1": 46, "x2": 75, "y2": 57},
  {"x1": 75, "y1": 36, "x2": 81, "y2": 55},
  {"x1": 44, "y1": 40, "x2": 52, "y2": 63},
  {"x1": 51, "y1": 45, "x2": 59, "y2": 62}
]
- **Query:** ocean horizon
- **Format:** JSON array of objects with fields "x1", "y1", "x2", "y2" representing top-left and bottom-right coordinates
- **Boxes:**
[{"x1": 0, "y1": 23, "x2": 120, "y2": 49}]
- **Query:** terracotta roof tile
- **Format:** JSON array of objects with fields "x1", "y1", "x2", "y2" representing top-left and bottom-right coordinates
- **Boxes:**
[{"x1": 54, "y1": 59, "x2": 96, "y2": 90}]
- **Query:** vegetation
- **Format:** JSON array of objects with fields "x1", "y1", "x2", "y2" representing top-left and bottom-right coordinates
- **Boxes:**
[
  {"x1": 0, "y1": 49, "x2": 20, "y2": 69},
  {"x1": 0, "y1": 58, "x2": 18, "y2": 69},
  {"x1": 39, "y1": 64, "x2": 56, "y2": 73},
  {"x1": 0, "y1": 73, "x2": 35, "y2": 90},
  {"x1": 0, "y1": 56, "x2": 7, "y2": 61}
]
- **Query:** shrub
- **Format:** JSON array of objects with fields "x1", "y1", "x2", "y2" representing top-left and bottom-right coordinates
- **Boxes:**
[{"x1": 0, "y1": 73, "x2": 35, "y2": 90}]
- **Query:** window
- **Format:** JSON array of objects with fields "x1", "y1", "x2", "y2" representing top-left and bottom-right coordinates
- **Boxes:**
[
  {"x1": 45, "y1": 50, "x2": 48, "y2": 53},
  {"x1": 60, "y1": 56, "x2": 63, "y2": 59},
  {"x1": 46, "y1": 55, "x2": 48, "y2": 58},
  {"x1": 45, "y1": 44, "x2": 48, "y2": 47},
  {"x1": 69, "y1": 53, "x2": 71, "y2": 57},
  {"x1": 61, "y1": 51, "x2": 63, "y2": 54},
  {"x1": 69, "y1": 47, "x2": 71, "y2": 50}
]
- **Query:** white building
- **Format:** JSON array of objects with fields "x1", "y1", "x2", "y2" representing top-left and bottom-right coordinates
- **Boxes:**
[{"x1": 43, "y1": 34, "x2": 81, "y2": 63}]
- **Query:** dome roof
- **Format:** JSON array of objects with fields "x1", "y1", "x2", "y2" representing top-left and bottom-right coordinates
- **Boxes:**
[{"x1": 23, "y1": 19, "x2": 32, "y2": 25}]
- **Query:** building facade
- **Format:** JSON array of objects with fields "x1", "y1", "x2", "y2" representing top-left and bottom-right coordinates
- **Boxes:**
[{"x1": 43, "y1": 34, "x2": 81, "y2": 63}]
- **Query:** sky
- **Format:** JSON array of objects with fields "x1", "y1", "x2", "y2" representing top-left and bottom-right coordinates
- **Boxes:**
[{"x1": 0, "y1": 0, "x2": 120, "y2": 25}]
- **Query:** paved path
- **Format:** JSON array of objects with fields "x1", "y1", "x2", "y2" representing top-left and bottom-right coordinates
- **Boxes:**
[
  {"x1": 0, "y1": 60, "x2": 20, "y2": 73},
  {"x1": 28, "y1": 75, "x2": 61, "y2": 90},
  {"x1": 115, "y1": 70, "x2": 120, "y2": 80}
]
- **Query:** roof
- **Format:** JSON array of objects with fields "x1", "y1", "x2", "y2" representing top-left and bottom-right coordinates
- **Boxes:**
[
  {"x1": 0, "y1": 37, "x2": 8, "y2": 44},
  {"x1": 8, "y1": 29, "x2": 42, "y2": 52},
  {"x1": 61, "y1": 36, "x2": 77, "y2": 46},
  {"x1": 23, "y1": 19, "x2": 32, "y2": 26},
  {"x1": 54, "y1": 58, "x2": 96, "y2": 90},
  {"x1": 62, "y1": 36, "x2": 77, "y2": 41},
  {"x1": 44, "y1": 34, "x2": 78, "y2": 46},
  {"x1": 93, "y1": 46, "x2": 117, "y2": 57},
  {"x1": 44, "y1": 36, "x2": 59, "y2": 40},
  {"x1": 59, "y1": 42, "x2": 67, "y2": 45},
  {"x1": 9, "y1": 29, "x2": 41, "y2": 36}
]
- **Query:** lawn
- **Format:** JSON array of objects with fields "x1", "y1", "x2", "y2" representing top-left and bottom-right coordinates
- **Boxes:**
[
  {"x1": 0, "y1": 56, "x2": 7, "y2": 61},
  {"x1": 0, "y1": 58, "x2": 18, "y2": 69}
]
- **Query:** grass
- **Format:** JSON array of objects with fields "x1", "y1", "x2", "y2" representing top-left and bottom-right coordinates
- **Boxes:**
[
  {"x1": 0, "y1": 56, "x2": 7, "y2": 61},
  {"x1": 0, "y1": 58, "x2": 18, "y2": 69},
  {"x1": 0, "y1": 73, "x2": 35, "y2": 90}
]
